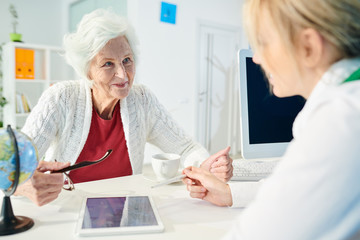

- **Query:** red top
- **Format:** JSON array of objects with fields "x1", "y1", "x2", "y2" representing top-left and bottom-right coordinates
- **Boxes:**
[{"x1": 68, "y1": 103, "x2": 132, "y2": 184}]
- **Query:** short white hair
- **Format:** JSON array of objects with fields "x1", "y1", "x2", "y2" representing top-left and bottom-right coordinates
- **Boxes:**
[{"x1": 63, "y1": 8, "x2": 139, "y2": 82}]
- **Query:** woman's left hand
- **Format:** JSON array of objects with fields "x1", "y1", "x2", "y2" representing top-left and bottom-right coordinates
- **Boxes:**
[{"x1": 200, "y1": 146, "x2": 233, "y2": 182}]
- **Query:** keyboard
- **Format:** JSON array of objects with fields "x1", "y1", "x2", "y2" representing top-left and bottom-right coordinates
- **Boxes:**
[{"x1": 231, "y1": 159, "x2": 279, "y2": 181}]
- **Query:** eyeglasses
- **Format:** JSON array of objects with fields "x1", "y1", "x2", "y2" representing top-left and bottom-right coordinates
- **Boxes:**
[
  {"x1": 62, "y1": 172, "x2": 75, "y2": 191},
  {"x1": 53, "y1": 149, "x2": 112, "y2": 191}
]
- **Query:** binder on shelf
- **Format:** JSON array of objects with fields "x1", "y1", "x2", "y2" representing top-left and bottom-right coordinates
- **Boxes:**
[
  {"x1": 21, "y1": 94, "x2": 31, "y2": 112},
  {"x1": 15, "y1": 48, "x2": 35, "y2": 79},
  {"x1": 15, "y1": 93, "x2": 23, "y2": 113},
  {"x1": 15, "y1": 92, "x2": 31, "y2": 113},
  {"x1": 15, "y1": 48, "x2": 25, "y2": 79},
  {"x1": 24, "y1": 49, "x2": 35, "y2": 79},
  {"x1": 4, "y1": 42, "x2": 69, "y2": 129}
]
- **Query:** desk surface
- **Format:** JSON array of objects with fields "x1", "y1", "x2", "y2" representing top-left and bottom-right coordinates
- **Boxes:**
[{"x1": 1, "y1": 165, "x2": 243, "y2": 240}]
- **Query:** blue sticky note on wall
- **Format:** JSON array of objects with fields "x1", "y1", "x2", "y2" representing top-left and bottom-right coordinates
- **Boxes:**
[{"x1": 160, "y1": 2, "x2": 177, "y2": 24}]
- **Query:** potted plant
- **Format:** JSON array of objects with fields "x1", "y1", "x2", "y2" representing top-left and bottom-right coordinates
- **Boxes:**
[{"x1": 9, "y1": 4, "x2": 22, "y2": 42}]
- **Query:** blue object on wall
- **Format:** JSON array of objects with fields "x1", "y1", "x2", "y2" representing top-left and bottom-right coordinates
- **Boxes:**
[{"x1": 160, "y1": 2, "x2": 177, "y2": 24}]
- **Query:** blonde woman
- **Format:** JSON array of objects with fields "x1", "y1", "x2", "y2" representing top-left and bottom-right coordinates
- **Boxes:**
[{"x1": 183, "y1": 0, "x2": 360, "y2": 239}]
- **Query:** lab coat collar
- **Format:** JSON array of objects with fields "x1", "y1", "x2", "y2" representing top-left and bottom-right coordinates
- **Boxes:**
[
  {"x1": 308, "y1": 57, "x2": 360, "y2": 103},
  {"x1": 292, "y1": 57, "x2": 360, "y2": 138}
]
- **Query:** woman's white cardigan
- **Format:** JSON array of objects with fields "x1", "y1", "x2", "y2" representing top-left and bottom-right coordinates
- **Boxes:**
[{"x1": 22, "y1": 80, "x2": 209, "y2": 174}]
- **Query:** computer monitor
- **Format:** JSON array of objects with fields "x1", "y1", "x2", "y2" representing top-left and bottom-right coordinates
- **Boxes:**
[{"x1": 238, "y1": 49, "x2": 305, "y2": 159}]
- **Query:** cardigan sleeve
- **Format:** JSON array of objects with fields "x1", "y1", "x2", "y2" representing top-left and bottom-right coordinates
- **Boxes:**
[
  {"x1": 21, "y1": 83, "x2": 65, "y2": 160},
  {"x1": 140, "y1": 85, "x2": 209, "y2": 167}
]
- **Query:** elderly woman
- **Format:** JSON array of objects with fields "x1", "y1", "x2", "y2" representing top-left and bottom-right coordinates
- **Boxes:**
[
  {"x1": 15, "y1": 9, "x2": 232, "y2": 206},
  {"x1": 183, "y1": 0, "x2": 360, "y2": 239}
]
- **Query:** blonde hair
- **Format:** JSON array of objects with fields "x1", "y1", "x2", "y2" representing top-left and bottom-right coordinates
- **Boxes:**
[{"x1": 243, "y1": 0, "x2": 360, "y2": 59}]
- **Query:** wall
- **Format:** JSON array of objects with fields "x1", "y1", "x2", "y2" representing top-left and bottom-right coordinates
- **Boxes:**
[
  {"x1": 128, "y1": 0, "x2": 244, "y2": 160},
  {"x1": 0, "y1": 0, "x2": 245, "y2": 162},
  {"x1": 0, "y1": 0, "x2": 65, "y2": 46},
  {"x1": 0, "y1": 0, "x2": 69, "y2": 126},
  {"x1": 130, "y1": 0, "x2": 243, "y2": 137}
]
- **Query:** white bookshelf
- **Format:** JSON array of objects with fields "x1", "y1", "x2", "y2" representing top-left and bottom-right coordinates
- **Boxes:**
[{"x1": 2, "y1": 42, "x2": 74, "y2": 129}]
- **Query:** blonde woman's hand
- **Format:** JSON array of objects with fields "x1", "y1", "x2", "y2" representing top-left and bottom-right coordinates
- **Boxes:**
[{"x1": 182, "y1": 166, "x2": 233, "y2": 207}]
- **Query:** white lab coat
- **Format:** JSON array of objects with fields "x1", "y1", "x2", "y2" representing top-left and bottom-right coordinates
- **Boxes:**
[{"x1": 225, "y1": 57, "x2": 360, "y2": 240}]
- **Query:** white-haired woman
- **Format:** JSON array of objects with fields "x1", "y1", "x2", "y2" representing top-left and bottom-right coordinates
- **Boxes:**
[
  {"x1": 15, "y1": 9, "x2": 233, "y2": 206},
  {"x1": 183, "y1": 0, "x2": 360, "y2": 239}
]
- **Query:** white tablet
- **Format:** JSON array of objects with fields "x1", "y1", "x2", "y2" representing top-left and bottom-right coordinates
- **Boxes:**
[{"x1": 75, "y1": 196, "x2": 164, "y2": 237}]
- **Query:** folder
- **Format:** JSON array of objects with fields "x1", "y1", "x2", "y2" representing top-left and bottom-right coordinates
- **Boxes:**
[
  {"x1": 15, "y1": 48, "x2": 34, "y2": 79},
  {"x1": 24, "y1": 49, "x2": 34, "y2": 79},
  {"x1": 15, "y1": 48, "x2": 25, "y2": 79}
]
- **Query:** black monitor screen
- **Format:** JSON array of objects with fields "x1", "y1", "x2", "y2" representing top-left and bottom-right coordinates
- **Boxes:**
[{"x1": 246, "y1": 57, "x2": 305, "y2": 144}]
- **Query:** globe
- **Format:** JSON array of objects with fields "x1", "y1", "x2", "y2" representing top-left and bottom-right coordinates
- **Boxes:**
[
  {"x1": 0, "y1": 126, "x2": 38, "y2": 236},
  {"x1": 0, "y1": 127, "x2": 38, "y2": 192}
]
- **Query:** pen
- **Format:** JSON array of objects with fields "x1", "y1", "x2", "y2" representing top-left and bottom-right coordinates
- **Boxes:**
[{"x1": 151, "y1": 174, "x2": 186, "y2": 188}]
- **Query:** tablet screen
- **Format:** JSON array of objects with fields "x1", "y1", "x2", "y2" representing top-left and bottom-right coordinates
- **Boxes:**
[{"x1": 81, "y1": 196, "x2": 159, "y2": 229}]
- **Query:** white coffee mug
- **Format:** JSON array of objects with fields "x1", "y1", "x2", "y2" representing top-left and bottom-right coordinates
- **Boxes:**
[{"x1": 151, "y1": 153, "x2": 181, "y2": 180}]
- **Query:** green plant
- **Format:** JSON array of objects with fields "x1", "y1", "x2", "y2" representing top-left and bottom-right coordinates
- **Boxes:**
[
  {"x1": 0, "y1": 88, "x2": 6, "y2": 128},
  {"x1": 0, "y1": 86, "x2": 6, "y2": 128},
  {"x1": 9, "y1": 4, "x2": 18, "y2": 34},
  {"x1": 0, "y1": 88, "x2": 7, "y2": 108}
]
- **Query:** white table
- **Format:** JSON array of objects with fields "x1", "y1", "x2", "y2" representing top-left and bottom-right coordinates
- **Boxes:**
[{"x1": 1, "y1": 165, "x2": 243, "y2": 240}]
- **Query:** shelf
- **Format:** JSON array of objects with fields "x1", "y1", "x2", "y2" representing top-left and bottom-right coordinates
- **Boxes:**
[
  {"x1": 2, "y1": 42, "x2": 74, "y2": 129},
  {"x1": 15, "y1": 79, "x2": 47, "y2": 83},
  {"x1": 15, "y1": 113, "x2": 30, "y2": 117},
  {"x1": 6, "y1": 42, "x2": 63, "y2": 52},
  {"x1": 50, "y1": 79, "x2": 66, "y2": 84}
]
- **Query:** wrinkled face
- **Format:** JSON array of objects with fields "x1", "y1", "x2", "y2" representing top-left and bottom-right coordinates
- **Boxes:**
[
  {"x1": 88, "y1": 35, "x2": 135, "y2": 101},
  {"x1": 252, "y1": 10, "x2": 302, "y2": 97}
]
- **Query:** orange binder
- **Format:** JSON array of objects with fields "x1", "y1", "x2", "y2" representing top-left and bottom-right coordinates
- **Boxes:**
[
  {"x1": 15, "y1": 48, "x2": 25, "y2": 79},
  {"x1": 24, "y1": 49, "x2": 34, "y2": 79},
  {"x1": 15, "y1": 48, "x2": 34, "y2": 79}
]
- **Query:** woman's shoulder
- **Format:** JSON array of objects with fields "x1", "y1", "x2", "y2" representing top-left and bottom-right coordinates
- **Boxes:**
[
  {"x1": 131, "y1": 84, "x2": 153, "y2": 95},
  {"x1": 129, "y1": 84, "x2": 157, "y2": 101},
  {"x1": 126, "y1": 84, "x2": 164, "y2": 114},
  {"x1": 49, "y1": 80, "x2": 82, "y2": 91},
  {"x1": 336, "y1": 81, "x2": 360, "y2": 111},
  {"x1": 307, "y1": 82, "x2": 360, "y2": 123},
  {"x1": 326, "y1": 82, "x2": 360, "y2": 108},
  {"x1": 41, "y1": 80, "x2": 84, "y2": 99}
]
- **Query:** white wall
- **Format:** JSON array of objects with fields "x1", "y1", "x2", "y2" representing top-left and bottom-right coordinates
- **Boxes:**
[
  {"x1": 0, "y1": 0, "x2": 66, "y2": 46},
  {"x1": 128, "y1": 0, "x2": 244, "y2": 161},
  {"x1": 1, "y1": 0, "x2": 245, "y2": 161},
  {"x1": 130, "y1": 0, "x2": 243, "y2": 138},
  {"x1": 0, "y1": 1, "x2": 244, "y2": 134},
  {"x1": 0, "y1": 0, "x2": 69, "y2": 125}
]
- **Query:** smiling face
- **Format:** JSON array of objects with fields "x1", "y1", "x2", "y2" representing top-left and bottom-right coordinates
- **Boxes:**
[{"x1": 88, "y1": 35, "x2": 135, "y2": 104}]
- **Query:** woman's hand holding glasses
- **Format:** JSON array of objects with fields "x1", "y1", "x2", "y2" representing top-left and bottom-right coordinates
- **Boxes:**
[
  {"x1": 14, "y1": 161, "x2": 71, "y2": 206},
  {"x1": 14, "y1": 150, "x2": 113, "y2": 206},
  {"x1": 52, "y1": 149, "x2": 112, "y2": 191}
]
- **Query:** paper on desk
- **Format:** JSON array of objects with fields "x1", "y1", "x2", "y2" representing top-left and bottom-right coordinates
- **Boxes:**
[{"x1": 151, "y1": 174, "x2": 186, "y2": 188}]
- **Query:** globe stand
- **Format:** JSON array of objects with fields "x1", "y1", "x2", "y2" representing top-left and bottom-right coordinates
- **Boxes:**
[{"x1": 0, "y1": 125, "x2": 34, "y2": 236}]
